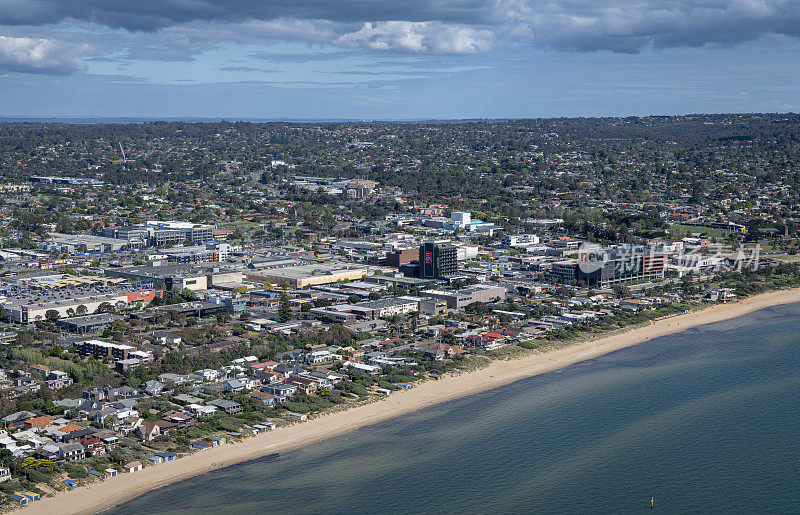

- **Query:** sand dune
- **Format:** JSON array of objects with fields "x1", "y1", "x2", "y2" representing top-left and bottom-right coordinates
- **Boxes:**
[{"x1": 24, "y1": 289, "x2": 800, "y2": 515}]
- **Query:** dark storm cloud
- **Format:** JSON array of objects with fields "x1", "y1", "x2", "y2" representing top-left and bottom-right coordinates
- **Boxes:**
[
  {"x1": 2, "y1": 0, "x2": 800, "y2": 76},
  {"x1": 0, "y1": 0, "x2": 503, "y2": 31},
  {"x1": 529, "y1": 0, "x2": 800, "y2": 53},
  {"x1": 2, "y1": 1, "x2": 799, "y2": 54}
]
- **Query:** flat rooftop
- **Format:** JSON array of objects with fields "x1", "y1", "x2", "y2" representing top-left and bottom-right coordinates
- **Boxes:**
[{"x1": 248, "y1": 263, "x2": 369, "y2": 280}]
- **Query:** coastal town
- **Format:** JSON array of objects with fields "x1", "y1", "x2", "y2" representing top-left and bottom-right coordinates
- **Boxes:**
[{"x1": 0, "y1": 116, "x2": 799, "y2": 508}]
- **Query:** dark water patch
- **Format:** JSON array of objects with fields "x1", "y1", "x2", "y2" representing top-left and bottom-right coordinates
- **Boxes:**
[{"x1": 108, "y1": 302, "x2": 800, "y2": 515}]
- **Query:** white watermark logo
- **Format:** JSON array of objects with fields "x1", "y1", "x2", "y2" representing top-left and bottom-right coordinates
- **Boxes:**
[{"x1": 577, "y1": 242, "x2": 763, "y2": 275}]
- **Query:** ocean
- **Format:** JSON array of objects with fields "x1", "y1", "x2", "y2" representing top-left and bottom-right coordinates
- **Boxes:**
[{"x1": 107, "y1": 302, "x2": 800, "y2": 514}]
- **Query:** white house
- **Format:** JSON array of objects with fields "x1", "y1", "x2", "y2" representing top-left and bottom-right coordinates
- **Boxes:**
[
  {"x1": 187, "y1": 404, "x2": 217, "y2": 417},
  {"x1": 194, "y1": 369, "x2": 219, "y2": 382},
  {"x1": 342, "y1": 361, "x2": 381, "y2": 376},
  {"x1": 305, "y1": 350, "x2": 333, "y2": 364}
]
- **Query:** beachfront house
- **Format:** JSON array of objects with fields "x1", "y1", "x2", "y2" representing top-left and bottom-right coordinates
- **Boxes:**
[
  {"x1": 188, "y1": 404, "x2": 217, "y2": 417},
  {"x1": 57, "y1": 442, "x2": 85, "y2": 461},
  {"x1": 247, "y1": 391, "x2": 278, "y2": 406},
  {"x1": 134, "y1": 421, "x2": 161, "y2": 441},
  {"x1": 206, "y1": 399, "x2": 243, "y2": 415},
  {"x1": 263, "y1": 383, "x2": 297, "y2": 401},
  {"x1": 341, "y1": 361, "x2": 381, "y2": 376}
]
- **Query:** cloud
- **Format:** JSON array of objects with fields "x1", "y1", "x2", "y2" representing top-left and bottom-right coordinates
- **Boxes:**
[
  {"x1": 248, "y1": 50, "x2": 355, "y2": 63},
  {"x1": 1, "y1": 0, "x2": 799, "y2": 70},
  {"x1": 219, "y1": 65, "x2": 276, "y2": 73},
  {"x1": 0, "y1": 1, "x2": 504, "y2": 31},
  {"x1": 336, "y1": 21, "x2": 494, "y2": 53},
  {"x1": 528, "y1": 0, "x2": 800, "y2": 53},
  {"x1": 0, "y1": 35, "x2": 90, "y2": 73}
]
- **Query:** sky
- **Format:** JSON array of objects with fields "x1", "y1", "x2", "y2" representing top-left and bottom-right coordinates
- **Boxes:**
[{"x1": 0, "y1": 0, "x2": 799, "y2": 119}]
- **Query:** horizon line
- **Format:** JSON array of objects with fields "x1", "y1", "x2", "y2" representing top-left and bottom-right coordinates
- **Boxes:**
[{"x1": 0, "y1": 112, "x2": 798, "y2": 125}]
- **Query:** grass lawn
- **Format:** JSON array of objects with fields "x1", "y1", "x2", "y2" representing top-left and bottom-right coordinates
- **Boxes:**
[{"x1": 668, "y1": 224, "x2": 732, "y2": 238}]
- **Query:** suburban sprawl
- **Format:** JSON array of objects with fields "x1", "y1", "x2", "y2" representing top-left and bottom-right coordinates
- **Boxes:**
[{"x1": 0, "y1": 114, "x2": 800, "y2": 507}]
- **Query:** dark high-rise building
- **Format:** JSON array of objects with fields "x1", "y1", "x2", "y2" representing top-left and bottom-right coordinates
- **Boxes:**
[{"x1": 419, "y1": 242, "x2": 458, "y2": 279}]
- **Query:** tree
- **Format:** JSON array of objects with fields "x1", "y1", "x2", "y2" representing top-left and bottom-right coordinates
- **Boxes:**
[
  {"x1": 278, "y1": 291, "x2": 292, "y2": 322},
  {"x1": 98, "y1": 302, "x2": 114, "y2": 313},
  {"x1": 313, "y1": 298, "x2": 332, "y2": 308},
  {"x1": 45, "y1": 309, "x2": 60, "y2": 322},
  {"x1": 611, "y1": 284, "x2": 631, "y2": 299},
  {"x1": 180, "y1": 288, "x2": 198, "y2": 301}
]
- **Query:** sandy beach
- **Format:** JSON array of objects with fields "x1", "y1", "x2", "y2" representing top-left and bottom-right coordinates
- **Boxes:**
[{"x1": 24, "y1": 288, "x2": 800, "y2": 514}]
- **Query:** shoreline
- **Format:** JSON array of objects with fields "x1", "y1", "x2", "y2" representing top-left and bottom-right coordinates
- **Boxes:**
[{"x1": 24, "y1": 288, "x2": 800, "y2": 515}]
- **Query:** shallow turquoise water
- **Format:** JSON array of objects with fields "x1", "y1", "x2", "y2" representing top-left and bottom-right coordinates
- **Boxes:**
[{"x1": 108, "y1": 303, "x2": 800, "y2": 514}]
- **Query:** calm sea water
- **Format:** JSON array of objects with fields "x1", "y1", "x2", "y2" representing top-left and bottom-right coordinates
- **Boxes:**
[{"x1": 108, "y1": 303, "x2": 800, "y2": 514}]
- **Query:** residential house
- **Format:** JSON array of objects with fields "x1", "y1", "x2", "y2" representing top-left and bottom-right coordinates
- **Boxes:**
[
  {"x1": 152, "y1": 331, "x2": 182, "y2": 346},
  {"x1": 161, "y1": 410, "x2": 195, "y2": 427},
  {"x1": 45, "y1": 370, "x2": 73, "y2": 389},
  {"x1": 2, "y1": 411, "x2": 37, "y2": 428},
  {"x1": 341, "y1": 361, "x2": 381, "y2": 376},
  {"x1": 249, "y1": 361, "x2": 278, "y2": 372},
  {"x1": 222, "y1": 379, "x2": 244, "y2": 393},
  {"x1": 285, "y1": 376, "x2": 317, "y2": 395},
  {"x1": 253, "y1": 370, "x2": 283, "y2": 384},
  {"x1": 141, "y1": 380, "x2": 166, "y2": 396},
  {"x1": 80, "y1": 435, "x2": 107, "y2": 456},
  {"x1": 247, "y1": 391, "x2": 278, "y2": 406},
  {"x1": 308, "y1": 371, "x2": 345, "y2": 385},
  {"x1": 263, "y1": 383, "x2": 297, "y2": 401},
  {"x1": 206, "y1": 399, "x2": 243, "y2": 414},
  {"x1": 194, "y1": 369, "x2": 219, "y2": 382},
  {"x1": 154, "y1": 420, "x2": 177, "y2": 436},
  {"x1": 134, "y1": 421, "x2": 161, "y2": 441},
  {"x1": 305, "y1": 350, "x2": 333, "y2": 364},
  {"x1": 62, "y1": 428, "x2": 97, "y2": 444},
  {"x1": 23, "y1": 416, "x2": 54, "y2": 431},
  {"x1": 57, "y1": 442, "x2": 85, "y2": 461},
  {"x1": 188, "y1": 404, "x2": 217, "y2": 417}
]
